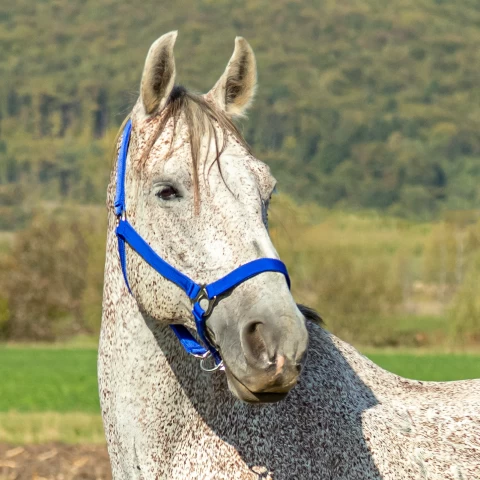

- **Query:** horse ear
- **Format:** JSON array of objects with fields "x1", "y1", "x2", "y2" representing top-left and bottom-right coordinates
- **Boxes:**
[
  {"x1": 207, "y1": 37, "x2": 257, "y2": 118},
  {"x1": 140, "y1": 31, "x2": 177, "y2": 116}
]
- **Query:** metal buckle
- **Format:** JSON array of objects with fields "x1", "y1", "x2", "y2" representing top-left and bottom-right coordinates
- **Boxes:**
[
  {"x1": 199, "y1": 352, "x2": 225, "y2": 372},
  {"x1": 116, "y1": 211, "x2": 126, "y2": 227},
  {"x1": 190, "y1": 289, "x2": 222, "y2": 372},
  {"x1": 191, "y1": 285, "x2": 217, "y2": 317}
]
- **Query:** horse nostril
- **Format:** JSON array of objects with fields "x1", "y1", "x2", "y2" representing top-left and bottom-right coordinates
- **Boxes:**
[{"x1": 241, "y1": 321, "x2": 271, "y2": 366}]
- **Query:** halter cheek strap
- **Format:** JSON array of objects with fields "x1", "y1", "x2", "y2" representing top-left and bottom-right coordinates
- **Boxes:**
[{"x1": 114, "y1": 119, "x2": 291, "y2": 368}]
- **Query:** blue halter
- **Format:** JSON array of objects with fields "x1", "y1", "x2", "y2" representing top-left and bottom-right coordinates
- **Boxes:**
[{"x1": 114, "y1": 119, "x2": 290, "y2": 369}]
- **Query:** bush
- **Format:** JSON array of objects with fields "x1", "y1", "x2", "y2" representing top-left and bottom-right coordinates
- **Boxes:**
[
  {"x1": 80, "y1": 224, "x2": 106, "y2": 335},
  {"x1": 449, "y1": 252, "x2": 480, "y2": 344},
  {"x1": 0, "y1": 213, "x2": 89, "y2": 340},
  {"x1": 292, "y1": 245, "x2": 403, "y2": 345},
  {"x1": 0, "y1": 295, "x2": 10, "y2": 336},
  {"x1": 269, "y1": 196, "x2": 404, "y2": 346}
]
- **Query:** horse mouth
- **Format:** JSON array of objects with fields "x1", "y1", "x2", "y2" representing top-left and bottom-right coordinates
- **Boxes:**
[{"x1": 224, "y1": 367, "x2": 294, "y2": 404}]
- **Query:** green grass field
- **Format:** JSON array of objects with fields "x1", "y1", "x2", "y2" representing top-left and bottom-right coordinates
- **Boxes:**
[
  {"x1": 0, "y1": 349, "x2": 99, "y2": 413},
  {"x1": 366, "y1": 352, "x2": 480, "y2": 382}
]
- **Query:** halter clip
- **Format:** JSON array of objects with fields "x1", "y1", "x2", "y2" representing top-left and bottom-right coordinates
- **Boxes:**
[{"x1": 191, "y1": 286, "x2": 217, "y2": 318}]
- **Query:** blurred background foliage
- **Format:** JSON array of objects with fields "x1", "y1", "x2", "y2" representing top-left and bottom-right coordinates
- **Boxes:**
[
  {"x1": 1, "y1": 0, "x2": 480, "y2": 347},
  {"x1": 1, "y1": 197, "x2": 480, "y2": 348}
]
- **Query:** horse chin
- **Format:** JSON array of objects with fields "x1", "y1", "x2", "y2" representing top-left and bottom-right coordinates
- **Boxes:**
[{"x1": 224, "y1": 368, "x2": 290, "y2": 404}]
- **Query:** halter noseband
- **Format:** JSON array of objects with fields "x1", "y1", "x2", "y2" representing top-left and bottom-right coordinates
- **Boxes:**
[{"x1": 114, "y1": 119, "x2": 290, "y2": 370}]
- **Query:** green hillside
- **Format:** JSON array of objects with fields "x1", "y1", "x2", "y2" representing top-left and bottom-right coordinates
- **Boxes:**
[{"x1": 1, "y1": 0, "x2": 480, "y2": 225}]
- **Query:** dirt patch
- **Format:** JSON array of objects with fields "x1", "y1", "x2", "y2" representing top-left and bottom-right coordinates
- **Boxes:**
[{"x1": 0, "y1": 444, "x2": 111, "y2": 480}]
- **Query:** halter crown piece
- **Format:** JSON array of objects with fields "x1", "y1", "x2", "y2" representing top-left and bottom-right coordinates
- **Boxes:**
[{"x1": 114, "y1": 119, "x2": 291, "y2": 371}]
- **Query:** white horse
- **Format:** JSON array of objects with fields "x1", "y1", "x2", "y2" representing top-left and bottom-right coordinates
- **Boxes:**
[{"x1": 98, "y1": 31, "x2": 480, "y2": 479}]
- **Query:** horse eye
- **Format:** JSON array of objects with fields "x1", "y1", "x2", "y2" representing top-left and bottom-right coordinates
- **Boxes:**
[{"x1": 156, "y1": 185, "x2": 179, "y2": 201}]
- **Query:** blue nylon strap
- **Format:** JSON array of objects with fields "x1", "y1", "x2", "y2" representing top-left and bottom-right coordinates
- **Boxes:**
[
  {"x1": 116, "y1": 219, "x2": 290, "y2": 364},
  {"x1": 205, "y1": 258, "x2": 290, "y2": 299},
  {"x1": 170, "y1": 325, "x2": 209, "y2": 357},
  {"x1": 192, "y1": 303, "x2": 223, "y2": 364},
  {"x1": 117, "y1": 235, "x2": 132, "y2": 294},
  {"x1": 116, "y1": 219, "x2": 219, "y2": 360},
  {"x1": 114, "y1": 118, "x2": 132, "y2": 217},
  {"x1": 116, "y1": 219, "x2": 202, "y2": 300},
  {"x1": 113, "y1": 119, "x2": 292, "y2": 367}
]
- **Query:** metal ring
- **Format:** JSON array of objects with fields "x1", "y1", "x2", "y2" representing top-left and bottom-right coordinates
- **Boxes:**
[{"x1": 200, "y1": 355, "x2": 225, "y2": 372}]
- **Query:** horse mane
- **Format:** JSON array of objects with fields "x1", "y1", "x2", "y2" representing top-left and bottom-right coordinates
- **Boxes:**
[
  {"x1": 112, "y1": 85, "x2": 251, "y2": 209},
  {"x1": 297, "y1": 304, "x2": 324, "y2": 325}
]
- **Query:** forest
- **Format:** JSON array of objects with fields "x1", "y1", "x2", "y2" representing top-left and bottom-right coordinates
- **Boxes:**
[
  {"x1": 2, "y1": 0, "x2": 480, "y2": 227},
  {"x1": 1, "y1": 0, "x2": 480, "y2": 345}
]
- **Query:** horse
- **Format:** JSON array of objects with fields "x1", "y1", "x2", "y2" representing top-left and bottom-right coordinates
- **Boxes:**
[{"x1": 98, "y1": 31, "x2": 480, "y2": 479}]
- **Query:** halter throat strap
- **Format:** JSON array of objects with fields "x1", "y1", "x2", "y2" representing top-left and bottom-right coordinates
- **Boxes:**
[{"x1": 114, "y1": 119, "x2": 290, "y2": 368}]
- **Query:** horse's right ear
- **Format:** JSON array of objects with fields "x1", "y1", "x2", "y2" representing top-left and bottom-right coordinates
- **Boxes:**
[{"x1": 140, "y1": 31, "x2": 177, "y2": 116}]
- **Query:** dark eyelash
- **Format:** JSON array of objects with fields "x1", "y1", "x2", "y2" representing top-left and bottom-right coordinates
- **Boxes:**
[{"x1": 156, "y1": 185, "x2": 180, "y2": 200}]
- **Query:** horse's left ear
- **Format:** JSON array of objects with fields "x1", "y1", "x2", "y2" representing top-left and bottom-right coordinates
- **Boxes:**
[{"x1": 206, "y1": 37, "x2": 257, "y2": 118}]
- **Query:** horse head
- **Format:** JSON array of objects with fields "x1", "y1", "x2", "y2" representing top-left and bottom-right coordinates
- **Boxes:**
[{"x1": 115, "y1": 31, "x2": 308, "y2": 403}]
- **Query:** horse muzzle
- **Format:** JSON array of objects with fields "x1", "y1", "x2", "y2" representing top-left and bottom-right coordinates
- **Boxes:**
[
  {"x1": 224, "y1": 355, "x2": 304, "y2": 403},
  {"x1": 220, "y1": 318, "x2": 308, "y2": 403}
]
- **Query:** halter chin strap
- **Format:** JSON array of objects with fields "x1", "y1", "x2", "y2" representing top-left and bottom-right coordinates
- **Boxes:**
[{"x1": 114, "y1": 119, "x2": 291, "y2": 368}]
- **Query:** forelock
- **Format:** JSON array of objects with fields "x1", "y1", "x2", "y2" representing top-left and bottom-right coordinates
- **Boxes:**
[{"x1": 113, "y1": 86, "x2": 252, "y2": 209}]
